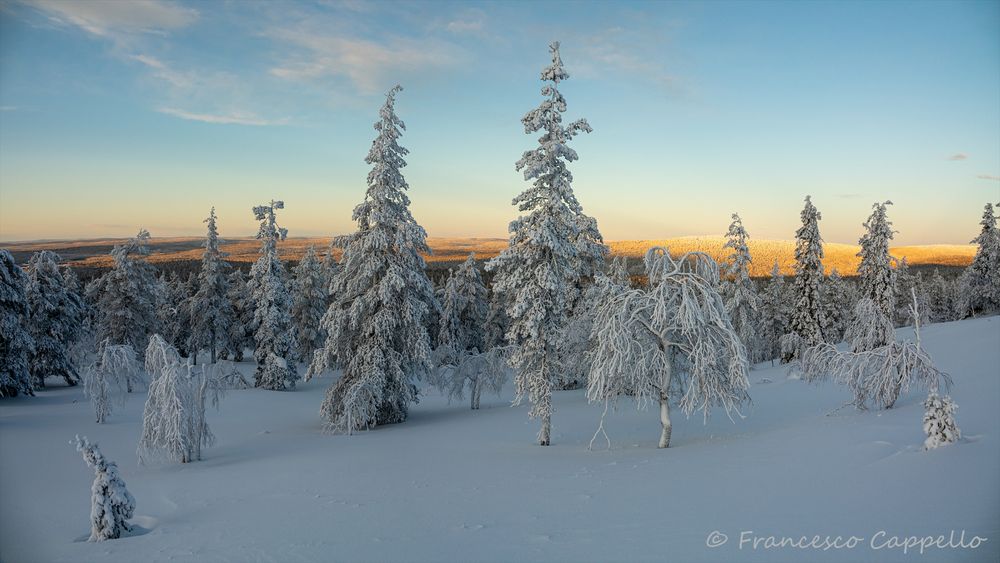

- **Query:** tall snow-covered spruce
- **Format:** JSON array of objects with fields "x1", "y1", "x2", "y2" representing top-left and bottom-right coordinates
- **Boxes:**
[
  {"x1": 86, "y1": 230, "x2": 160, "y2": 355},
  {"x1": 960, "y1": 202, "x2": 1000, "y2": 315},
  {"x1": 486, "y1": 42, "x2": 605, "y2": 446},
  {"x1": 249, "y1": 200, "x2": 297, "y2": 390},
  {"x1": 0, "y1": 249, "x2": 35, "y2": 397},
  {"x1": 721, "y1": 213, "x2": 763, "y2": 363},
  {"x1": 856, "y1": 200, "x2": 897, "y2": 321},
  {"x1": 190, "y1": 207, "x2": 233, "y2": 364},
  {"x1": 26, "y1": 251, "x2": 80, "y2": 388},
  {"x1": 290, "y1": 245, "x2": 327, "y2": 363},
  {"x1": 782, "y1": 196, "x2": 825, "y2": 361},
  {"x1": 308, "y1": 85, "x2": 436, "y2": 433}
]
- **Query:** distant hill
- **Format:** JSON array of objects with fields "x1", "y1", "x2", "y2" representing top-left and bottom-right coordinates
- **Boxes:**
[{"x1": 2, "y1": 236, "x2": 975, "y2": 277}]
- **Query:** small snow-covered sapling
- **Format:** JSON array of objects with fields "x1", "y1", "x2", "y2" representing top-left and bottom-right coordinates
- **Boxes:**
[{"x1": 74, "y1": 435, "x2": 135, "y2": 541}]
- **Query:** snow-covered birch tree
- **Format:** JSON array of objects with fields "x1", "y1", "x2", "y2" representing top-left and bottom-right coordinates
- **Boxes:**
[
  {"x1": 249, "y1": 200, "x2": 297, "y2": 390},
  {"x1": 82, "y1": 343, "x2": 140, "y2": 423},
  {"x1": 307, "y1": 85, "x2": 436, "y2": 432},
  {"x1": 721, "y1": 213, "x2": 763, "y2": 363},
  {"x1": 587, "y1": 247, "x2": 751, "y2": 448},
  {"x1": 190, "y1": 207, "x2": 232, "y2": 364},
  {"x1": 26, "y1": 251, "x2": 79, "y2": 388},
  {"x1": 782, "y1": 196, "x2": 826, "y2": 362},
  {"x1": 0, "y1": 249, "x2": 35, "y2": 397},
  {"x1": 290, "y1": 245, "x2": 327, "y2": 363},
  {"x1": 801, "y1": 289, "x2": 951, "y2": 410},
  {"x1": 138, "y1": 334, "x2": 215, "y2": 463},
  {"x1": 485, "y1": 42, "x2": 604, "y2": 446},
  {"x1": 74, "y1": 435, "x2": 135, "y2": 541},
  {"x1": 87, "y1": 230, "x2": 160, "y2": 355}
]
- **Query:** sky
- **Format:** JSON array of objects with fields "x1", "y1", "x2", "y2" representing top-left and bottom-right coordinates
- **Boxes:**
[{"x1": 0, "y1": 0, "x2": 998, "y2": 245}]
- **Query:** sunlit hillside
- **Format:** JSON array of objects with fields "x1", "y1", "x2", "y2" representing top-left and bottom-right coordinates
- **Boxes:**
[{"x1": 2, "y1": 236, "x2": 976, "y2": 276}]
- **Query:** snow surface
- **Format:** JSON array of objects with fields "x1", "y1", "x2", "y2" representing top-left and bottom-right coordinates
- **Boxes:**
[{"x1": 1, "y1": 316, "x2": 998, "y2": 563}]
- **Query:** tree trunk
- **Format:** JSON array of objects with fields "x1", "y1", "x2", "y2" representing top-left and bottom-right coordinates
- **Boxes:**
[
  {"x1": 658, "y1": 347, "x2": 674, "y2": 448},
  {"x1": 210, "y1": 329, "x2": 217, "y2": 364},
  {"x1": 539, "y1": 413, "x2": 551, "y2": 446},
  {"x1": 471, "y1": 378, "x2": 481, "y2": 410}
]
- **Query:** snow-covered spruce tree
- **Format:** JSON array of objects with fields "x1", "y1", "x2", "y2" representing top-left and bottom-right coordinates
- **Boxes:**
[
  {"x1": 138, "y1": 334, "x2": 215, "y2": 463},
  {"x1": 820, "y1": 268, "x2": 857, "y2": 344},
  {"x1": 0, "y1": 249, "x2": 35, "y2": 397},
  {"x1": 290, "y1": 245, "x2": 327, "y2": 363},
  {"x1": 721, "y1": 213, "x2": 763, "y2": 363},
  {"x1": 74, "y1": 435, "x2": 135, "y2": 541},
  {"x1": 923, "y1": 393, "x2": 960, "y2": 450},
  {"x1": 158, "y1": 272, "x2": 193, "y2": 358},
  {"x1": 960, "y1": 202, "x2": 1000, "y2": 315},
  {"x1": 759, "y1": 260, "x2": 789, "y2": 362},
  {"x1": 926, "y1": 269, "x2": 957, "y2": 323},
  {"x1": 224, "y1": 269, "x2": 253, "y2": 362},
  {"x1": 856, "y1": 201, "x2": 896, "y2": 321},
  {"x1": 249, "y1": 200, "x2": 297, "y2": 390},
  {"x1": 433, "y1": 254, "x2": 506, "y2": 409},
  {"x1": 82, "y1": 343, "x2": 139, "y2": 423},
  {"x1": 801, "y1": 289, "x2": 951, "y2": 410},
  {"x1": 190, "y1": 207, "x2": 232, "y2": 364},
  {"x1": 25, "y1": 251, "x2": 79, "y2": 388},
  {"x1": 87, "y1": 230, "x2": 160, "y2": 355},
  {"x1": 781, "y1": 196, "x2": 826, "y2": 362},
  {"x1": 486, "y1": 42, "x2": 605, "y2": 446},
  {"x1": 587, "y1": 247, "x2": 750, "y2": 448},
  {"x1": 320, "y1": 244, "x2": 339, "y2": 308},
  {"x1": 307, "y1": 85, "x2": 436, "y2": 432},
  {"x1": 60, "y1": 265, "x2": 91, "y2": 370}
]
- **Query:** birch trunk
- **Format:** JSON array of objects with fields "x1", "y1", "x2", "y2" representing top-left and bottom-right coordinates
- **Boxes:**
[{"x1": 658, "y1": 345, "x2": 673, "y2": 448}]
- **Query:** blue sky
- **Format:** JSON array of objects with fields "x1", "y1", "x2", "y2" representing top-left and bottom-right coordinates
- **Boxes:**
[{"x1": 1, "y1": 0, "x2": 998, "y2": 244}]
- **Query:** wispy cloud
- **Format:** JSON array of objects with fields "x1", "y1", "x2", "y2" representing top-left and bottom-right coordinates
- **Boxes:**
[
  {"x1": 268, "y1": 28, "x2": 466, "y2": 94},
  {"x1": 0, "y1": 106, "x2": 20, "y2": 112},
  {"x1": 446, "y1": 9, "x2": 486, "y2": 34},
  {"x1": 22, "y1": 0, "x2": 197, "y2": 38},
  {"x1": 571, "y1": 24, "x2": 687, "y2": 96},
  {"x1": 947, "y1": 153, "x2": 968, "y2": 161},
  {"x1": 157, "y1": 107, "x2": 287, "y2": 126},
  {"x1": 976, "y1": 174, "x2": 1000, "y2": 182}
]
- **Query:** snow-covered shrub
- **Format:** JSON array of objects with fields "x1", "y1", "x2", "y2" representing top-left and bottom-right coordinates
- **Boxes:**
[
  {"x1": 587, "y1": 247, "x2": 750, "y2": 448},
  {"x1": 249, "y1": 200, "x2": 297, "y2": 390},
  {"x1": 923, "y1": 393, "x2": 960, "y2": 450},
  {"x1": 74, "y1": 435, "x2": 135, "y2": 541},
  {"x1": 486, "y1": 42, "x2": 605, "y2": 446},
  {"x1": 0, "y1": 249, "x2": 35, "y2": 397},
  {"x1": 308, "y1": 85, "x2": 436, "y2": 433},
  {"x1": 138, "y1": 335, "x2": 215, "y2": 463},
  {"x1": 82, "y1": 343, "x2": 140, "y2": 423}
]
